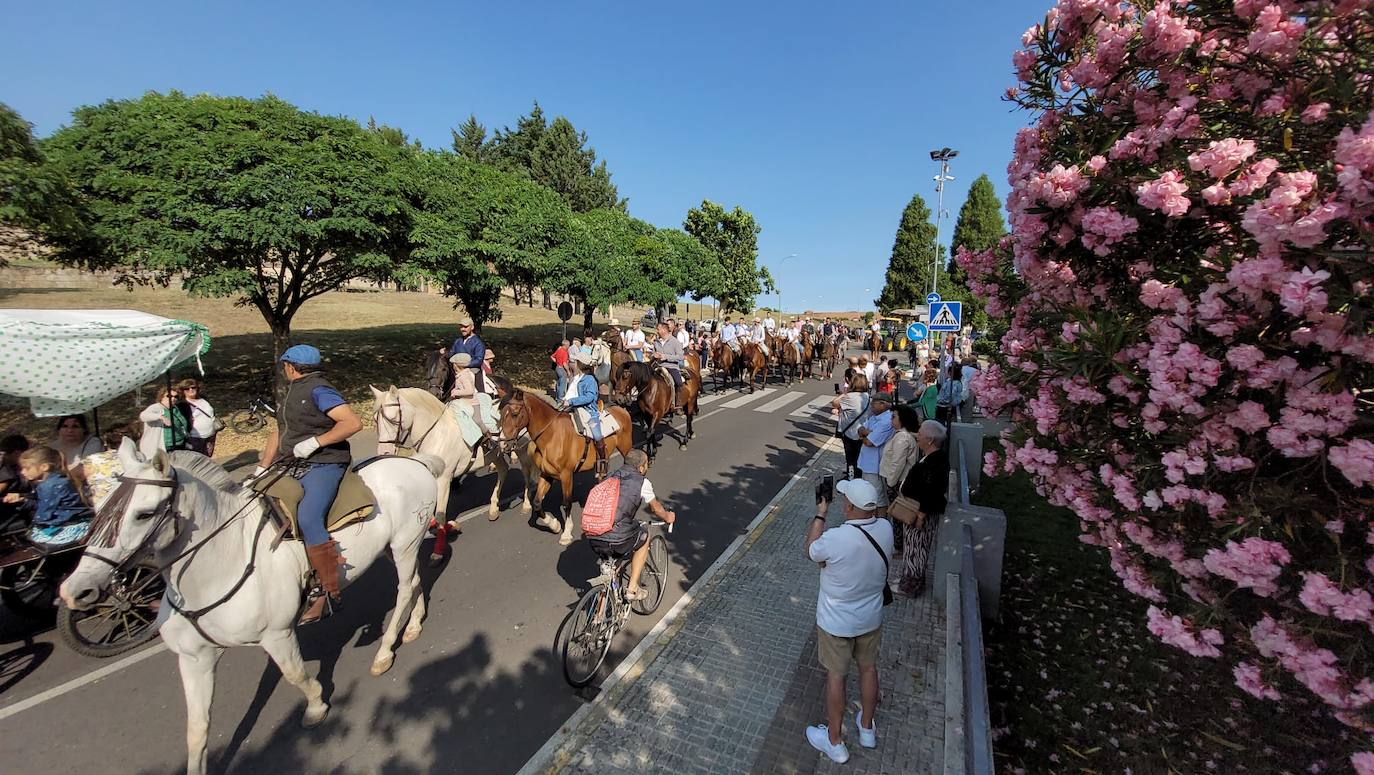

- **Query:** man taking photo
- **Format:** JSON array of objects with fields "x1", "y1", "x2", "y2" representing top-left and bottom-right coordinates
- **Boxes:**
[{"x1": 803, "y1": 476, "x2": 893, "y2": 763}]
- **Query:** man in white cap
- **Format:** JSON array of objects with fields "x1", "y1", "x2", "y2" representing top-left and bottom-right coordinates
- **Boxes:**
[
  {"x1": 749, "y1": 317, "x2": 770, "y2": 357},
  {"x1": 802, "y1": 475, "x2": 893, "y2": 763}
]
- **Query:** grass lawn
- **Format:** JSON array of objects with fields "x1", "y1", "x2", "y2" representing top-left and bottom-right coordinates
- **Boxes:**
[
  {"x1": 0, "y1": 283, "x2": 625, "y2": 465},
  {"x1": 976, "y1": 469, "x2": 1366, "y2": 774}
]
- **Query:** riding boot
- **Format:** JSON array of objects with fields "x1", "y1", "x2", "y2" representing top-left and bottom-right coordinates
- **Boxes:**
[
  {"x1": 300, "y1": 540, "x2": 344, "y2": 625},
  {"x1": 594, "y1": 439, "x2": 609, "y2": 480}
]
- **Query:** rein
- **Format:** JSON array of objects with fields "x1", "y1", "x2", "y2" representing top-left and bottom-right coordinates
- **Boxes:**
[{"x1": 376, "y1": 398, "x2": 442, "y2": 451}]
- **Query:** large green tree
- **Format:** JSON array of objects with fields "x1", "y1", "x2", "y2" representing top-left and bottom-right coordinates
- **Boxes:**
[
  {"x1": 683, "y1": 200, "x2": 768, "y2": 314},
  {"x1": 875, "y1": 193, "x2": 949, "y2": 312},
  {"x1": 0, "y1": 102, "x2": 88, "y2": 264},
  {"x1": 43, "y1": 92, "x2": 406, "y2": 386},
  {"x1": 948, "y1": 174, "x2": 1007, "y2": 331},
  {"x1": 457, "y1": 102, "x2": 622, "y2": 213},
  {"x1": 401, "y1": 150, "x2": 570, "y2": 330}
]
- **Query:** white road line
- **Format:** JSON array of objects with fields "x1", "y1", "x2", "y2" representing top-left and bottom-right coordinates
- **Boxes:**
[
  {"x1": 695, "y1": 391, "x2": 733, "y2": 405},
  {"x1": 753, "y1": 391, "x2": 808, "y2": 414},
  {"x1": 790, "y1": 395, "x2": 834, "y2": 417},
  {"x1": 719, "y1": 389, "x2": 774, "y2": 409},
  {"x1": 0, "y1": 642, "x2": 168, "y2": 722}
]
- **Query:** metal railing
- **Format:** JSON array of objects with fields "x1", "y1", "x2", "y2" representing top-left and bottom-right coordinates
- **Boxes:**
[{"x1": 944, "y1": 439, "x2": 994, "y2": 775}]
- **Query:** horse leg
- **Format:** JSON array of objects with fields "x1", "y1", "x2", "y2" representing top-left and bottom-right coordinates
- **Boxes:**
[
  {"x1": 488, "y1": 456, "x2": 508, "y2": 520},
  {"x1": 371, "y1": 534, "x2": 423, "y2": 672},
  {"x1": 177, "y1": 646, "x2": 222, "y2": 775},
  {"x1": 535, "y1": 476, "x2": 558, "y2": 532},
  {"x1": 429, "y1": 519, "x2": 449, "y2": 566},
  {"x1": 682, "y1": 407, "x2": 694, "y2": 448},
  {"x1": 518, "y1": 451, "x2": 536, "y2": 515},
  {"x1": 259, "y1": 632, "x2": 329, "y2": 724},
  {"x1": 558, "y1": 471, "x2": 576, "y2": 546}
]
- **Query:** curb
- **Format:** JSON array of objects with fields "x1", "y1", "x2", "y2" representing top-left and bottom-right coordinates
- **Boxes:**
[{"x1": 516, "y1": 436, "x2": 840, "y2": 775}]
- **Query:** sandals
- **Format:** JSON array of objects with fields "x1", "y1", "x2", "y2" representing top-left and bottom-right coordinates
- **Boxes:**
[{"x1": 624, "y1": 586, "x2": 649, "y2": 602}]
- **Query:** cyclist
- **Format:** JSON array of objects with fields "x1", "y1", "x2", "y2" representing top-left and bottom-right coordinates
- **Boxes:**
[{"x1": 587, "y1": 449, "x2": 676, "y2": 601}]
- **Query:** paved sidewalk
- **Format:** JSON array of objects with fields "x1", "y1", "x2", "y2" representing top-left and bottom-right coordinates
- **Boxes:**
[{"x1": 523, "y1": 444, "x2": 946, "y2": 775}]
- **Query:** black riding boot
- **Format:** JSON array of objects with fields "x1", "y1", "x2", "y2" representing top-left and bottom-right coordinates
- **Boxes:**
[{"x1": 594, "y1": 439, "x2": 609, "y2": 479}]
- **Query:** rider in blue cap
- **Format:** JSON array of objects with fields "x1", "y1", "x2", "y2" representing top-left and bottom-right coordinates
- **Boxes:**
[{"x1": 258, "y1": 344, "x2": 363, "y2": 623}]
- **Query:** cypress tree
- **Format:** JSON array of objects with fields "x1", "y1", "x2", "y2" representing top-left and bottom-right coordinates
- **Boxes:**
[
  {"x1": 948, "y1": 174, "x2": 1007, "y2": 331},
  {"x1": 875, "y1": 193, "x2": 947, "y2": 312}
]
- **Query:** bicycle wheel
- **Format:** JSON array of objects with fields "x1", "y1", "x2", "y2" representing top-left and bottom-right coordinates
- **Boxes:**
[
  {"x1": 563, "y1": 586, "x2": 614, "y2": 687},
  {"x1": 229, "y1": 409, "x2": 267, "y2": 434},
  {"x1": 638, "y1": 535, "x2": 669, "y2": 615}
]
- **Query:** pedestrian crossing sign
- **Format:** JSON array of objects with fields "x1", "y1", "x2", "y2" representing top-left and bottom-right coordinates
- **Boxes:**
[{"x1": 928, "y1": 301, "x2": 962, "y2": 332}]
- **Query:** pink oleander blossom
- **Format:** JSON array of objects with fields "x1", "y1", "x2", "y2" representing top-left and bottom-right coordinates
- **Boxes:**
[
  {"x1": 1147, "y1": 605, "x2": 1224, "y2": 657},
  {"x1": 1329, "y1": 440, "x2": 1374, "y2": 488},
  {"x1": 1136, "y1": 170, "x2": 1191, "y2": 216},
  {"x1": 1234, "y1": 662, "x2": 1282, "y2": 700}
]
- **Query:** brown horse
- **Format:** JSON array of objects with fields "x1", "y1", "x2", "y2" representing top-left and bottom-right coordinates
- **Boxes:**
[
  {"x1": 778, "y1": 335, "x2": 803, "y2": 384},
  {"x1": 799, "y1": 332, "x2": 818, "y2": 381},
  {"x1": 498, "y1": 389, "x2": 633, "y2": 545},
  {"x1": 612, "y1": 356, "x2": 702, "y2": 457},
  {"x1": 866, "y1": 329, "x2": 883, "y2": 362},
  {"x1": 819, "y1": 335, "x2": 839, "y2": 379},
  {"x1": 738, "y1": 341, "x2": 769, "y2": 393},
  {"x1": 711, "y1": 339, "x2": 737, "y2": 392}
]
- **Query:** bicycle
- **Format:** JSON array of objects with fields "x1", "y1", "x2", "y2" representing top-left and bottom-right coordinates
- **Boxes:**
[
  {"x1": 228, "y1": 396, "x2": 276, "y2": 433},
  {"x1": 562, "y1": 519, "x2": 671, "y2": 688}
]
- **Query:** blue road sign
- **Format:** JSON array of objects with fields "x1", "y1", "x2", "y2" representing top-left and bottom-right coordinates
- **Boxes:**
[
  {"x1": 906, "y1": 321, "x2": 929, "y2": 342},
  {"x1": 929, "y1": 301, "x2": 962, "y2": 332},
  {"x1": 926, "y1": 292, "x2": 942, "y2": 305}
]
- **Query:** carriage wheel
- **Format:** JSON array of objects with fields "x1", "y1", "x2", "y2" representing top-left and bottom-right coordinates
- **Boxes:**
[{"x1": 57, "y1": 559, "x2": 165, "y2": 659}]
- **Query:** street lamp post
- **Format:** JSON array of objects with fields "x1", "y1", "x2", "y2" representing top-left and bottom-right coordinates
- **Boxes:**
[
  {"x1": 772, "y1": 253, "x2": 796, "y2": 319},
  {"x1": 929, "y1": 147, "x2": 958, "y2": 298}
]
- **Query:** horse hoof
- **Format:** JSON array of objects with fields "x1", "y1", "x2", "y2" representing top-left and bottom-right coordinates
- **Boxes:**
[
  {"x1": 403, "y1": 626, "x2": 423, "y2": 644},
  {"x1": 428, "y1": 553, "x2": 444, "y2": 567},
  {"x1": 558, "y1": 535, "x2": 574, "y2": 546},
  {"x1": 370, "y1": 655, "x2": 395, "y2": 676},
  {"x1": 679, "y1": 443, "x2": 687, "y2": 450},
  {"x1": 488, "y1": 511, "x2": 500, "y2": 522},
  {"x1": 302, "y1": 704, "x2": 330, "y2": 728}
]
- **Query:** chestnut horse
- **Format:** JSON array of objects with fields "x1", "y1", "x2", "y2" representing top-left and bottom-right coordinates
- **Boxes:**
[
  {"x1": 738, "y1": 341, "x2": 769, "y2": 393},
  {"x1": 866, "y1": 329, "x2": 883, "y2": 362},
  {"x1": 613, "y1": 356, "x2": 702, "y2": 457},
  {"x1": 711, "y1": 339, "x2": 737, "y2": 392},
  {"x1": 778, "y1": 335, "x2": 803, "y2": 385},
  {"x1": 819, "y1": 335, "x2": 839, "y2": 379},
  {"x1": 498, "y1": 390, "x2": 634, "y2": 545}
]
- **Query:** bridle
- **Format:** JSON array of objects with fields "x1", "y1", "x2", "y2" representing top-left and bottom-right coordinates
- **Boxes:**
[{"x1": 375, "y1": 397, "x2": 441, "y2": 451}]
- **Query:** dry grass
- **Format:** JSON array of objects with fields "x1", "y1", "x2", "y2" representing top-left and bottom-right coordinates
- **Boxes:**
[{"x1": 0, "y1": 283, "x2": 623, "y2": 466}]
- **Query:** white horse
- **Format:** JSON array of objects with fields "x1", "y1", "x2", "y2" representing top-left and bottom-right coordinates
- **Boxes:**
[
  {"x1": 370, "y1": 385, "x2": 536, "y2": 525},
  {"x1": 60, "y1": 442, "x2": 442, "y2": 775}
]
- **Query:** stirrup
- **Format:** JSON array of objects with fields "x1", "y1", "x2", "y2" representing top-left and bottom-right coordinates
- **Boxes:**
[
  {"x1": 298, "y1": 587, "x2": 336, "y2": 625},
  {"x1": 595, "y1": 459, "x2": 609, "y2": 479}
]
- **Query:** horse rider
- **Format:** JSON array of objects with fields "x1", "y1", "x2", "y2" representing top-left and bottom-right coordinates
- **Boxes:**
[
  {"x1": 257, "y1": 344, "x2": 363, "y2": 624},
  {"x1": 450, "y1": 317, "x2": 487, "y2": 393},
  {"x1": 721, "y1": 316, "x2": 742, "y2": 354},
  {"x1": 448, "y1": 352, "x2": 497, "y2": 451},
  {"x1": 822, "y1": 317, "x2": 835, "y2": 340},
  {"x1": 560, "y1": 350, "x2": 610, "y2": 479},
  {"x1": 749, "y1": 317, "x2": 770, "y2": 357},
  {"x1": 785, "y1": 318, "x2": 804, "y2": 360},
  {"x1": 622, "y1": 319, "x2": 647, "y2": 362},
  {"x1": 653, "y1": 321, "x2": 685, "y2": 399},
  {"x1": 764, "y1": 312, "x2": 776, "y2": 333},
  {"x1": 673, "y1": 319, "x2": 692, "y2": 350}
]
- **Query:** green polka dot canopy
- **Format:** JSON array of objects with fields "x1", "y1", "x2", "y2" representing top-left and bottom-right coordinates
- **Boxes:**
[{"x1": 0, "y1": 310, "x2": 211, "y2": 417}]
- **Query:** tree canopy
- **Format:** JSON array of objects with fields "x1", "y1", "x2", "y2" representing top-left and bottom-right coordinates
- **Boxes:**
[
  {"x1": 0, "y1": 102, "x2": 87, "y2": 264},
  {"x1": 683, "y1": 200, "x2": 766, "y2": 314},
  {"x1": 875, "y1": 193, "x2": 949, "y2": 312}
]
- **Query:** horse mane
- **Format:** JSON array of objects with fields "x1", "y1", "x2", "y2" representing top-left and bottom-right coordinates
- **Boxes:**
[
  {"x1": 170, "y1": 451, "x2": 240, "y2": 493},
  {"x1": 487, "y1": 373, "x2": 514, "y2": 397},
  {"x1": 620, "y1": 360, "x2": 657, "y2": 388},
  {"x1": 397, "y1": 387, "x2": 446, "y2": 416}
]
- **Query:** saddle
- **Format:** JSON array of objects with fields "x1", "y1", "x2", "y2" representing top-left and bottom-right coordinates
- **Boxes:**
[
  {"x1": 656, "y1": 365, "x2": 680, "y2": 407},
  {"x1": 250, "y1": 468, "x2": 377, "y2": 542}
]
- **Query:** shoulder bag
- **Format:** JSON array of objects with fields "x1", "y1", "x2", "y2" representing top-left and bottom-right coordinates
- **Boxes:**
[
  {"x1": 850, "y1": 523, "x2": 894, "y2": 606},
  {"x1": 835, "y1": 394, "x2": 870, "y2": 439}
]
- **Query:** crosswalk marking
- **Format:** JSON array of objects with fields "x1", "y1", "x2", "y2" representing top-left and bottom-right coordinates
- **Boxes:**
[
  {"x1": 790, "y1": 395, "x2": 834, "y2": 417},
  {"x1": 696, "y1": 391, "x2": 736, "y2": 405},
  {"x1": 754, "y1": 391, "x2": 809, "y2": 414},
  {"x1": 720, "y1": 388, "x2": 776, "y2": 409}
]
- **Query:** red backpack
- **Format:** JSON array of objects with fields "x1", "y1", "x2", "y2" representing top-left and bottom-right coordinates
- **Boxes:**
[{"x1": 581, "y1": 476, "x2": 622, "y2": 537}]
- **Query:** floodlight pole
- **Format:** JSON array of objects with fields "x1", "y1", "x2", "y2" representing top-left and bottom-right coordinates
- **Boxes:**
[{"x1": 929, "y1": 148, "x2": 958, "y2": 298}]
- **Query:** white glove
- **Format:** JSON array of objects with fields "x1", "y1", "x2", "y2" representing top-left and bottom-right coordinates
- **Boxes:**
[{"x1": 293, "y1": 436, "x2": 321, "y2": 459}]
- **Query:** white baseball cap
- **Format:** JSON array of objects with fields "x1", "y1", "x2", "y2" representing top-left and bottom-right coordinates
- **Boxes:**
[{"x1": 835, "y1": 478, "x2": 880, "y2": 510}]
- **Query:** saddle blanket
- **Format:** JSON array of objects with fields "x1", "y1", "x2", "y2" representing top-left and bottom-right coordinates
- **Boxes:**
[
  {"x1": 446, "y1": 393, "x2": 500, "y2": 448},
  {"x1": 572, "y1": 406, "x2": 622, "y2": 438}
]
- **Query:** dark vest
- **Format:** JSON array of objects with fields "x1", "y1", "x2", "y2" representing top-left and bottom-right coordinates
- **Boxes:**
[
  {"x1": 598, "y1": 466, "x2": 646, "y2": 545},
  {"x1": 278, "y1": 372, "x2": 351, "y2": 465}
]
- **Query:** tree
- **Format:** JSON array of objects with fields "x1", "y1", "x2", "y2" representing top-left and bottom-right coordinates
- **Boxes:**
[
  {"x1": 683, "y1": 200, "x2": 765, "y2": 314},
  {"x1": 948, "y1": 174, "x2": 1007, "y2": 332},
  {"x1": 0, "y1": 102, "x2": 88, "y2": 264},
  {"x1": 966, "y1": 1, "x2": 1374, "y2": 753},
  {"x1": 451, "y1": 115, "x2": 491, "y2": 164},
  {"x1": 400, "y1": 151, "x2": 570, "y2": 331},
  {"x1": 43, "y1": 92, "x2": 406, "y2": 391},
  {"x1": 875, "y1": 193, "x2": 949, "y2": 312},
  {"x1": 366, "y1": 116, "x2": 420, "y2": 149}
]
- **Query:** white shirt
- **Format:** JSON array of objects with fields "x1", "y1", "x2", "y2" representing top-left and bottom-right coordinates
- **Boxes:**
[
  {"x1": 622, "y1": 329, "x2": 646, "y2": 350},
  {"x1": 675, "y1": 329, "x2": 691, "y2": 349},
  {"x1": 764, "y1": 317, "x2": 776, "y2": 331},
  {"x1": 185, "y1": 397, "x2": 217, "y2": 438},
  {"x1": 751, "y1": 324, "x2": 766, "y2": 341},
  {"x1": 809, "y1": 517, "x2": 894, "y2": 637},
  {"x1": 863, "y1": 363, "x2": 876, "y2": 384}
]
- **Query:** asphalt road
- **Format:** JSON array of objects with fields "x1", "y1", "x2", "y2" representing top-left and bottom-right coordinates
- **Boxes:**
[{"x1": 0, "y1": 362, "x2": 868, "y2": 774}]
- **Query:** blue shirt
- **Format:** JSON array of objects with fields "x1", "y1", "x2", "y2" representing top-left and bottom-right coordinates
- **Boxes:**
[
  {"x1": 449, "y1": 334, "x2": 486, "y2": 368},
  {"x1": 33, "y1": 474, "x2": 92, "y2": 527},
  {"x1": 857, "y1": 410, "x2": 895, "y2": 475},
  {"x1": 565, "y1": 374, "x2": 600, "y2": 419},
  {"x1": 312, "y1": 385, "x2": 346, "y2": 413},
  {"x1": 721, "y1": 324, "x2": 738, "y2": 342}
]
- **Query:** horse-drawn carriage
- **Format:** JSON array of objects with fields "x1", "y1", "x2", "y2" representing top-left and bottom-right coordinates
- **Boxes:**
[{"x1": 0, "y1": 309, "x2": 210, "y2": 657}]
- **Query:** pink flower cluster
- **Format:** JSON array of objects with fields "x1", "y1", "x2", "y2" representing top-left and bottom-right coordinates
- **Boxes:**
[{"x1": 974, "y1": 0, "x2": 1374, "y2": 729}]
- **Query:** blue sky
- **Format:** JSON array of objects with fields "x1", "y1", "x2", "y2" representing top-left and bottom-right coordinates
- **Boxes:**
[{"x1": 4, "y1": 0, "x2": 1043, "y2": 315}]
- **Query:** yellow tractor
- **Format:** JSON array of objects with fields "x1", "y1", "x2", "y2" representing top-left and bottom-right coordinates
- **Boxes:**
[{"x1": 883, "y1": 308, "x2": 925, "y2": 351}]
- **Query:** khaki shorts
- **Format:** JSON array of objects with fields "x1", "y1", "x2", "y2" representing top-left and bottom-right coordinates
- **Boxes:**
[
  {"x1": 861, "y1": 471, "x2": 889, "y2": 508},
  {"x1": 817, "y1": 626, "x2": 882, "y2": 673}
]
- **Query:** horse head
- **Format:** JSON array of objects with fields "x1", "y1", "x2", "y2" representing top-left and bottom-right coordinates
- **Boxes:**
[
  {"x1": 499, "y1": 389, "x2": 531, "y2": 443},
  {"x1": 61, "y1": 438, "x2": 181, "y2": 611},
  {"x1": 371, "y1": 384, "x2": 408, "y2": 456}
]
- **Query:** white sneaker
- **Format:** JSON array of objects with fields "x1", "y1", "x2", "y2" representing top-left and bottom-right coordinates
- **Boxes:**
[
  {"x1": 853, "y1": 706, "x2": 877, "y2": 748},
  {"x1": 805, "y1": 724, "x2": 850, "y2": 763}
]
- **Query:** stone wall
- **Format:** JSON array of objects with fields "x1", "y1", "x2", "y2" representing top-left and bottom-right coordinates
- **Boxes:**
[{"x1": 0, "y1": 265, "x2": 117, "y2": 290}]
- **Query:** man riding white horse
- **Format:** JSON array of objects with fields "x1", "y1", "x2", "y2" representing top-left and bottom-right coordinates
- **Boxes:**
[{"x1": 256, "y1": 344, "x2": 362, "y2": 624}]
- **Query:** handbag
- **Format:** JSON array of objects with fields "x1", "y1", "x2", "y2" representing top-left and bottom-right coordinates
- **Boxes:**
[
  {"x1": 889, "y1": 495, "x2": 923, "y2": 527},
  {"x1": 835, "y1": 394, "x2": 870, "y2": 439},
  {"x1": 850, "y1": 523, "x2": 894, "y2": 606}
]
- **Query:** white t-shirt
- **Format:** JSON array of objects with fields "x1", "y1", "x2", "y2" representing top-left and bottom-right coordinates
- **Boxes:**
[
  {"x1": 764, "y1": 317, "x2": 776, "y2": 331},
  {"x1": 639, "y1": 478, "x2": 657, "y2": 504},
  {"x1": 863, "y1": 363, "x2": 876, "y2": 384},
  {"x1": 675, "y1": 330, "x2": 691, "y2": 349},
  {"x1": 808, "y1": 518, "x2": 894, "y2": 637},
  {"x1": 185, "y1": 397, "x2": 218, "y2": 438},
  {"x1": 622, "y1": 329, "x2": 646, "y2": 350}
]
